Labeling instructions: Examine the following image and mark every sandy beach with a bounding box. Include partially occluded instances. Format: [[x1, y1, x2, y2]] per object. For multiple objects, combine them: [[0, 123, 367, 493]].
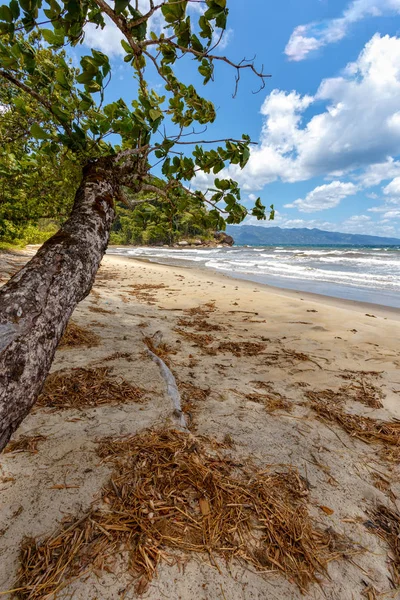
[[1, 250, 400, 599]]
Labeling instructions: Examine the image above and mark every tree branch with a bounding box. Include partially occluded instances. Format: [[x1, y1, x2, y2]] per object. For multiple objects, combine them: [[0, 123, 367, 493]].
[[0, 70, 73, 138], [168, 137, 258, 146], [116, 146, 150, 161]]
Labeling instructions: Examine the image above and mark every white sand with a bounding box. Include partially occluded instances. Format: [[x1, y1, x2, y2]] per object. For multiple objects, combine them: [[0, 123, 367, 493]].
[[1, 252, 400, 599]]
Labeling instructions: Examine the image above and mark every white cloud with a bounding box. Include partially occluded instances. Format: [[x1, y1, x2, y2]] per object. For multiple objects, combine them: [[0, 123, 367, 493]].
[[85, 16, 125, 57], [367, 175, 400, 213], [383, 176, 400, 196], [187, 1, 205, 14], [212, 28, 233, 51], [285, 181, 358, 213], [285, 0, 400, 61], [244, 211, 400, 237], [380, 208, 400, 218], [357, 158, 400, 187], [193, 34, 400, 193]]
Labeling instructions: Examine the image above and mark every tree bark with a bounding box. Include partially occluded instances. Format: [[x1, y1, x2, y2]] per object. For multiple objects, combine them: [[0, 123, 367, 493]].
[[0, 157, 118, 451]]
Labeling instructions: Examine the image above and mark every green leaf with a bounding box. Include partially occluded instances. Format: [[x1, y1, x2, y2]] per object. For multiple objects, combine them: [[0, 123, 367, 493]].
[[240, 145, 250, 168], [85, 80, 101, 93], [0, 20, 13, 33], [91, 49, 108, 66], [161, 0, 187, 23], [31, 123, 51, 140], [215, 10, 227, 29], [128, 6, 147, 40], [79, 99, 92, 111], [177, 17, 190, 46], [215, 178, 230, 191], [114, 0, 130, 14], [51, 104, 70, 122], [199, 15, 212, 39], [0, 4, 13, 22], [198, 59, 213, 84], [55, 68, 69, 88], [77, 70, 95, 84], [9, 0, 19, 19], [120, 38, 131, 53], [41, 28, 63, 46], [269, 204, 275, 221], [205, 4, 228, 29], [149, 108, 162, 121], [191, 34, 203, 53]]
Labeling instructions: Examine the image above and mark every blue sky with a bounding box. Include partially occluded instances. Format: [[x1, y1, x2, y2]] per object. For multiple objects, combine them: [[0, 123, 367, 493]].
[[81, 0, 400, 238]]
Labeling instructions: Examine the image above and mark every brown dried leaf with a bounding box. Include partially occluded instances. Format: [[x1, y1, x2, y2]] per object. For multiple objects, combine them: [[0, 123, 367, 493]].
[[319, 505, 334, 515], [199, 497, 210, 517]]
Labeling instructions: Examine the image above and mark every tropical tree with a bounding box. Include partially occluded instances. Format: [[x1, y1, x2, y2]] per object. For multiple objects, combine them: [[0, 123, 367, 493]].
[[0, 74, 81, 242], [0, 0, 272, 450], [111, 182, 219, 245]]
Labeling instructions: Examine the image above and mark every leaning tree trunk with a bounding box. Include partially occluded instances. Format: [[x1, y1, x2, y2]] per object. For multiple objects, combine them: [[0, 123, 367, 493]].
[[0, 157, 118, 451]]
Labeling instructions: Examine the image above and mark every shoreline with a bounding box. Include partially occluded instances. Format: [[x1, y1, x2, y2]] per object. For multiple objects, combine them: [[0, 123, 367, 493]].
[[107, 243, 400, 311], [107, 254, 400, 320]]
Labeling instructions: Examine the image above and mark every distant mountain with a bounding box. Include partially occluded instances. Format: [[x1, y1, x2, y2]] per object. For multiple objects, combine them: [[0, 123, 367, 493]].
[[225, 225, 400, 246]]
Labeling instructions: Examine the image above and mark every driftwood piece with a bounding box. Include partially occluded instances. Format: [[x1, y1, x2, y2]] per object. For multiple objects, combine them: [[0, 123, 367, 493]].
[[144, 332, 188, 431]]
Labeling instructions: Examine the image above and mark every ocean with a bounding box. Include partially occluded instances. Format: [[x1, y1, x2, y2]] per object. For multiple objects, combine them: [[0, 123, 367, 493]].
[[107, 245, 400, 309]]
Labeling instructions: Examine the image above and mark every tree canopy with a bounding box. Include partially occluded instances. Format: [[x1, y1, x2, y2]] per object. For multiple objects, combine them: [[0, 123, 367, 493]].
[[111, 183, 218, 245], [0, 0, 274, 234], [0, 0, 276, 452]]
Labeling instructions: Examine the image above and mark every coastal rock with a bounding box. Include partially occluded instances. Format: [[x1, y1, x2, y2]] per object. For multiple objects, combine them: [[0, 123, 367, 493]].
[[177, 241, 189, 247], [214, 232, 234, 246]]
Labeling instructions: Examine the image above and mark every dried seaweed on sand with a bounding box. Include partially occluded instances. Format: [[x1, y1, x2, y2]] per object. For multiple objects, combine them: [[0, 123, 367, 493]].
[[4, 435, 46, 454], [338, 375, 384, 409], [218, 341, 266, 357], [94, 268, 120, 282], [380, 446, 400, 463], [305, 392, 400, 461], [178, 381, 211, 404], [178, 381, 211, 424], [263, 349, 322, 369], [177, 317, 223, 332], [367, 505, 400, 587], [361, 584, 380, 599], [245, 392, 292, 413], [174, 327, 214, 349], [12, 429, 358, 598], [126, 283, 167, 303], [306, 379, 384, 410], [142, 335, 176, 366], [184, 302, 216, 316], [58, 322, 100, 349], [88, 305, 115, 315], [37, 367, 145, 410], [99, 351, 133, 362], [371, 473, 396, 504]]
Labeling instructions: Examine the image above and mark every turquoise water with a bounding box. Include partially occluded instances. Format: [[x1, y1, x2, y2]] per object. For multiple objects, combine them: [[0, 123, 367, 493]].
[[107, 245, 400, 309]]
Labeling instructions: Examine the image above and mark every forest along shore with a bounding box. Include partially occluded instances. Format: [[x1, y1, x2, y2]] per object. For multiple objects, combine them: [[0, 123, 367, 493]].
[[1, 250, 400, 600]]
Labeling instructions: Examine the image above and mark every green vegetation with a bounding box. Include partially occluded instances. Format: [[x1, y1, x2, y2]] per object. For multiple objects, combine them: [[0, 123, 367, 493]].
[[0, 50, 81, 245], [0, 0, 273, 253], [0, 222, 58, 249], [110, 186, 217, 246]]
